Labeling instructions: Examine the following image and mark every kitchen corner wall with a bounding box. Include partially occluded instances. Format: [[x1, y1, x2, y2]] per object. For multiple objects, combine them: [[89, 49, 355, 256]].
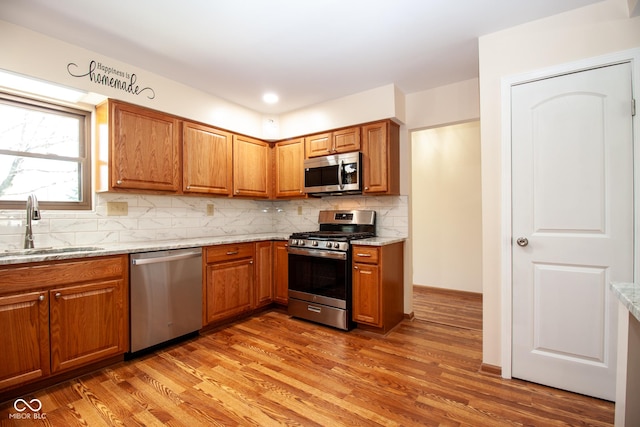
[[0, 194, 407, 249]]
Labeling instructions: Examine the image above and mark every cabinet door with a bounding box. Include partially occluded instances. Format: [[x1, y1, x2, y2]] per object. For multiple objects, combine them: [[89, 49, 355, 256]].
[[233, 135, 271, 198], [206, 258, 253, 323], [305, 132, 332, 158], [361, 121, 389, 194], [333, 127, 360, 153], [0, 291, 50, 389], [49, 279, 127, 373], [254, 241, 273, 308], [361, 121, 400, 195], [183, 122, 233, 195], [273, 241, 289, 305], [352, 263, 381, 327], [111, 101, 181, 192], [274, 138, 305, 198]]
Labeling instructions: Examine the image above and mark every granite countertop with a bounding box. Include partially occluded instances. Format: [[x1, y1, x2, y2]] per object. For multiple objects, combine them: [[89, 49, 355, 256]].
[[611, 282, 640, 322], [0, 234, 406, 266]]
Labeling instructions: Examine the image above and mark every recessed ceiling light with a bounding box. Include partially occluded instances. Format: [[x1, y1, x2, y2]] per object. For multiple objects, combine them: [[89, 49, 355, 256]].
[[263, 93, 279, 104]]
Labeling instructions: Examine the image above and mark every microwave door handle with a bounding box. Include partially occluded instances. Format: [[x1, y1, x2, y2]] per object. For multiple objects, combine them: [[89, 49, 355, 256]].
[[339, 160, 345, 189]]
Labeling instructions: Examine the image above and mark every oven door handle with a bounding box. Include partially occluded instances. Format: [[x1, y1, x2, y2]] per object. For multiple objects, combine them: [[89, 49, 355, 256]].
[[287, 246, 347, 260]]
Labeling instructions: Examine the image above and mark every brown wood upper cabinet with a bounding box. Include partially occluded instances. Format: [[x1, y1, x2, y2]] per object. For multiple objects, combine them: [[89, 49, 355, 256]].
[[96, 99, 181, 193], [274, 138, 305, 198], [304, 126, 360, 158], [362, 120, 400, 195], [183, 121, 233, 195], [0, 255, 129, 392], [233, 135, 272, 198]]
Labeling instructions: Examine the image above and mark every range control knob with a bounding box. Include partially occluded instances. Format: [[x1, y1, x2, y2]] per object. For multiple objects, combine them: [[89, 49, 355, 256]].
[[299, 240, 305, 246], [326, 242, 333, 248], [312, 241, 319, 247], [333, 243, 341, 250], [291, 239, 298, 246]]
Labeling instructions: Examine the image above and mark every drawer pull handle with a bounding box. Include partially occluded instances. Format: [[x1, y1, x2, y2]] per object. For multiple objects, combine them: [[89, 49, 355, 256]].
[[226, 251, 239, 255], [307, 305, 321, 313], [356, 253, 372, 257]]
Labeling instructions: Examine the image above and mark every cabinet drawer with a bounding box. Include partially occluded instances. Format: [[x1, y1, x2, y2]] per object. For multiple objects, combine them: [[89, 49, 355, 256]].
[[352, 246, 379, 264], [205, 243, 254, 264], [0, 256, 128, 295]]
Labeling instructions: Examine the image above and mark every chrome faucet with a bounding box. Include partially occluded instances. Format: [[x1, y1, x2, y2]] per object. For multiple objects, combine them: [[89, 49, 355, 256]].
[[24, 193, 41, 249]]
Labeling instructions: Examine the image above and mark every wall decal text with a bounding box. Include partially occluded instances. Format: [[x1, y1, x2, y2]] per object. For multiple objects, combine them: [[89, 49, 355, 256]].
[[67, 60, 156, 99]]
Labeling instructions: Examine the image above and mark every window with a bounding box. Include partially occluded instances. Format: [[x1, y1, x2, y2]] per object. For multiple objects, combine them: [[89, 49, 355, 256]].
[[0, 93, 91, 210]]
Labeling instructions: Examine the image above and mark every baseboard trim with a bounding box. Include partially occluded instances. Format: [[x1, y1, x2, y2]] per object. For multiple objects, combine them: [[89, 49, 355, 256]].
[[480, 363, 502, 376], [404, 311, 415, 320], [414, 285, 482, 300]]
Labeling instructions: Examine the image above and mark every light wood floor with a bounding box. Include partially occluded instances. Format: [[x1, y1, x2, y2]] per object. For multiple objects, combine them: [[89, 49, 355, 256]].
[[0, 287, 614, 426]]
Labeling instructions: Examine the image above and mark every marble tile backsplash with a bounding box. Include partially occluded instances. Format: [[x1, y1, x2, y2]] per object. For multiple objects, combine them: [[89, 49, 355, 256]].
[[0, 193, 408, 250]]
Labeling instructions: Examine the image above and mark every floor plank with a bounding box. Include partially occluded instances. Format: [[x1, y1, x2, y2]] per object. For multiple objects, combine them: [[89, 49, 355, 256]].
[[0, 290, 613, 426], [413, 285, 483, 330]]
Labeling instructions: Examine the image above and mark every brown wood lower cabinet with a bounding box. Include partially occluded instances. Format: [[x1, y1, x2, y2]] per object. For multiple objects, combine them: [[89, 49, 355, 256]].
[[273, 241, 289, 305], [0, 291, 50, 389], [204, 243, 255, 325], [254, 241, 273, 308], [352, 242, 404, 333], [0, 255, 129, 393], [203, 241, 290, 326]]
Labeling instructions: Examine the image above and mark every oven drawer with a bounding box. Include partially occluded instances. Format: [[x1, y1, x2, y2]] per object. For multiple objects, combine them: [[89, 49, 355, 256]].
[[205, 243, 254, 263], [352, 246, 379, 264], [288, 298, 349, 330]]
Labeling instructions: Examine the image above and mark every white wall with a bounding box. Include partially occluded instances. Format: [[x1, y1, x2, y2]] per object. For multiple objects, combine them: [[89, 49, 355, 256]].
[[0, 20, 267, 139], [411, 121, 482, 293], [478, 0, 640, 368], [406, 78, 480, 130], [278, 84, 405, 138]]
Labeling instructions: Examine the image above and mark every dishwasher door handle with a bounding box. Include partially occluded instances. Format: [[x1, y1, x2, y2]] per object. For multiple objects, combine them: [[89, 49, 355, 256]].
[[131, 250, 202, 266]]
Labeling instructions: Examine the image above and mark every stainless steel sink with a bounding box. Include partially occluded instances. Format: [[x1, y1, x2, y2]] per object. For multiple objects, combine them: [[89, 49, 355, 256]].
[[1, 246, 104, 257]]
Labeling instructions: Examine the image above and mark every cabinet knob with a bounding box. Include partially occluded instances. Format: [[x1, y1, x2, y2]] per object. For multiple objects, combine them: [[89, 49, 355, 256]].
[[364, 186, 369, 190], [354, 266, 359, 270], [249, 260, 254, 265], [116, 180, 123, 185], [186, 185, 191, 190], [38, 295, 45, 301], [55, 292, 62, 299]]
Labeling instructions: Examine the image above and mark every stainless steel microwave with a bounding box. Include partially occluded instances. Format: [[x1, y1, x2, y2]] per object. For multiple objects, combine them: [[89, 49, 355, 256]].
[[303, 152, 362, 196]]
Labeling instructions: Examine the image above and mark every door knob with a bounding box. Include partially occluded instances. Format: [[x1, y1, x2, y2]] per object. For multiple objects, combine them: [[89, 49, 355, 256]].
[[516, 237, 529, 247]]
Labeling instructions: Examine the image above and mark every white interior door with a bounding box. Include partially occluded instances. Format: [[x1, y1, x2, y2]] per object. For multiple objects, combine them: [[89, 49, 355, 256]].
[[511, 63, 634, 401]]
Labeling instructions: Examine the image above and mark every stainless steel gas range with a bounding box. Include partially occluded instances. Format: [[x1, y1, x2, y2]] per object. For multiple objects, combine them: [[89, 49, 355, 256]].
[[287, 210, 375, 330]]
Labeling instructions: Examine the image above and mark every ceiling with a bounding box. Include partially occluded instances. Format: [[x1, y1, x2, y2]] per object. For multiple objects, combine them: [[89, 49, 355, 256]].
[[0, 0, 603, 114]]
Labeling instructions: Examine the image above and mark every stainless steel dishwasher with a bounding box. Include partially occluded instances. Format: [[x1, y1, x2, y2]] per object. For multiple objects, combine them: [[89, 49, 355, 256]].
[[130, 248, 203, 353]]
